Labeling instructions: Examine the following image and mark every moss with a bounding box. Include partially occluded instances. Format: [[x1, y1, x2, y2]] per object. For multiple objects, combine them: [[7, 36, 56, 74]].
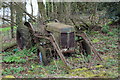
[[70, 67, 88, 72], [69, 69, 96, 77], [2, 42, 16, 51], [95, 65, 104, 68]]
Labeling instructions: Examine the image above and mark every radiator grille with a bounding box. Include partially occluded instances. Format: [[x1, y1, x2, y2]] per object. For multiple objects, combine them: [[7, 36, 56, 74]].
[[69, 32, 75, 48], [61, 32, 75, 48], [61, 33, 67, 48]]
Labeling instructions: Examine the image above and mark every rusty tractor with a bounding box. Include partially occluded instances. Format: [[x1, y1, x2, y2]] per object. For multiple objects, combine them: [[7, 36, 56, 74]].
[[17, 19, 102, 69]]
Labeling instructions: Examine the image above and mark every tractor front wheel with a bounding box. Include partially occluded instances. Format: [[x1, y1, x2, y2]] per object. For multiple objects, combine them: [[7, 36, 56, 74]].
[[37, 46, 48, 66]]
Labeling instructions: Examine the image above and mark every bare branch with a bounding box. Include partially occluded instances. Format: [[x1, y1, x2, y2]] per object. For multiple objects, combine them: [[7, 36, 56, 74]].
[[14, 2, 37, 22], [2, 18, 17, 25]]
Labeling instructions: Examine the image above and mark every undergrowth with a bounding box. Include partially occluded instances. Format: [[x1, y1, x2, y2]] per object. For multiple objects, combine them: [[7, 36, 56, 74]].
[[2, 27, 119, 78]]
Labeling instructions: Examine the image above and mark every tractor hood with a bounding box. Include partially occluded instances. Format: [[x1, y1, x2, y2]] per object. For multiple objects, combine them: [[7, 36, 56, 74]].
[[46, 22, 75, 33]]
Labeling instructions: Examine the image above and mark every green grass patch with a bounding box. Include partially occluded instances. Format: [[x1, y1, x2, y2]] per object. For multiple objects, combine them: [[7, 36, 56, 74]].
[[2, 47, 37, 63], [92, 38, 100, 43], [2, 66, 25, 75], [0, 26, 17, 32]]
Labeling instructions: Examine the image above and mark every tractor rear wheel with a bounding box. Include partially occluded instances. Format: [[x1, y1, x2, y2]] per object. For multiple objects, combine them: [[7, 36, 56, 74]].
[[76, 35, 92, 56], [16, 27, 32, 49], [81, 38, 91, 55]]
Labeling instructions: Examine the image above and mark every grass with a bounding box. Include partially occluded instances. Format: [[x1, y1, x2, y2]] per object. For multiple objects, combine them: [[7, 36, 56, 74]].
[[0, 26, 17, 51], [0, 26, 17, 32], [2, 66, 25, 75], [1, 25, 119, 78]]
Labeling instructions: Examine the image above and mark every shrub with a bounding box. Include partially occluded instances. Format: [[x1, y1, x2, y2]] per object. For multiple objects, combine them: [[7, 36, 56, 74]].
[[101, 25, 110, 33]]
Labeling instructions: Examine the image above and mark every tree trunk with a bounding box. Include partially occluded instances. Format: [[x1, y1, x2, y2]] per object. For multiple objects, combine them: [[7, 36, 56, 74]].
[[65, 2, 71, 24], [10, 2, 14, 38], [31, 1, 33, 16], [15, 2, 24, 26], [24, 2, 27, 21], [2, 4, 5, 24], [37, 2, 45, 34], [38, 2, 45, 22], [51, 2, 54, 13]]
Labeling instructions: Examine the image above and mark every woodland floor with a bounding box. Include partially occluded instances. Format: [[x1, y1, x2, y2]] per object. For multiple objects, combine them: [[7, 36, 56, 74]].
[[1, 24, 119, 78]]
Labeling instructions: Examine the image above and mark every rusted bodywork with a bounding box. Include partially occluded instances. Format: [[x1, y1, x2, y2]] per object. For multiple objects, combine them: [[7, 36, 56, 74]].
[[46, 22, 75, 52], [46, 22, 75, 32]]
